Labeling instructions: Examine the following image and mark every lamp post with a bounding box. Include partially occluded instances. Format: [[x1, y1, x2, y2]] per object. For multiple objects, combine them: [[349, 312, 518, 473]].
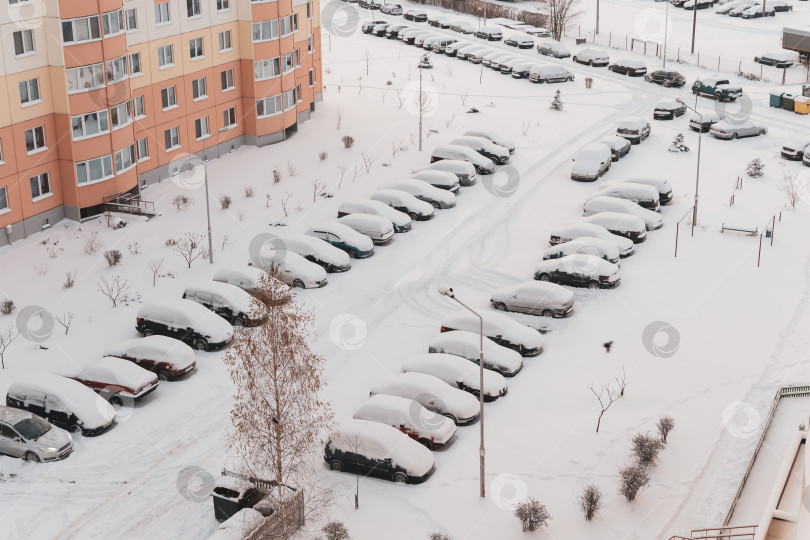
[[690, 1, 698, 54], [596, 0, 600, 35], [663, 0, 670, 68], [438, 287, 485, 498], [676, 98, 702, 235], [202, 126, 229, 264]]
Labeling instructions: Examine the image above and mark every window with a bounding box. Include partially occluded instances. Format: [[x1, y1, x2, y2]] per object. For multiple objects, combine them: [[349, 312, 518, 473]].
[[221, 69, 235, 91], [161, 86, 177, 109], [223, 107, 236, 128], [62, 16, 101, 44], [252, 20, 278, 42], [293, 14, 299, 31], [295, 49, 300, 67], [187, 0, 201, 17], [218, 30, 232, 51], [25, 126, 46, 153], [133, 95, 145, 118], [164, 126, 180, 150], [114, 144, 136, 173], [158, 45, 174, 68], [283, 88, 296, 110], [19, 78, 39, 105], [0, 142, 4, 163], [71, 110, 109, 139], [307, 1, 311, 18], [254, 58, 280, 80], [279, 16, 293, 37], [256, 95, 282, 118], [189, 37, 203, 59], [155, 2, 170, 24], [195, 117, 209, 139], [76, 155, 114, 185], [30, 173, 50, 199], [13, 30, 34, 56], [296, 84, 301, 102], [110, 101, 132, 129], [308, 68, 314, 87], [307, 35, 312, 53], [217, 0, 230, 10], [130, 52, 142, 75], [106, 55, 128, 84], [192, 77, 207, 100], [137, 138, 149, 161], [0, 187, 8, 212], [66, 63, 105, 93], [102, 10, 125, 36], [282, 52, 294, 74], [125, 9, 137, 31]]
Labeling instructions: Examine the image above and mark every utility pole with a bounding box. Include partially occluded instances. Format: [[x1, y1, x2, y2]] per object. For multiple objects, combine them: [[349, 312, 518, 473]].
[[418, 60, 423, 151], [596, 0, 600, 35], [663, 0, 670, 68], [690, 3, 697, 54]]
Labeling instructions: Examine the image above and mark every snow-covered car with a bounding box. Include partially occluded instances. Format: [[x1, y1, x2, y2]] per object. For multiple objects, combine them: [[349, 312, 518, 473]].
[[217, 508, 264, 536], [422, 36, 444, 50], [371, 189, 435, 221], [371, 22, 390, 36], [413, 33, 437, 47], [359, 0, 382, 9], [653, 100, 686, 120], [522, 26, 552, 37], [445, 41, 472, 56], [104, 335, 196, 381], [483, 51, 512, 69], [6, 373, 116, 436], [430, 145, 496, 175], [780, 138, 810, 161], [337, 214, 395, 245], [467, 48, 495, 64], [614, 177, 673, 205], [768, 0, 793, 11], [384, 24, 407, 39], [380, 3, 403, 15], [305, 221, 376, 258], [183, 280, 261, 326], [260, 233, 352, 273], [609, 59, 647, 76], [474, 26, 503, 41], [463, 129, 516, 153], [644, 70, 686, 87], [325, 419, 435, 483], [580, 213, 648, 243], [728, 1, 757, 15], [499, 57, 530, 75], [428, 331, 524, 376], [754, 51, 795, 68], [370, 372, 481, 425], [572, 48, 609, 66], [401, 353, 508, 401], [428, 15, 452, 29], [450, 21, 475, 34], [490, 281, 575, 317], [528, 64, 574, 83], [449, 136, 510, 164], [684, 0, 713, 9], [537, 41, 571, 58], [688, 111, 723, 133], [584, 196, 664, 230], [571, 143, 613, 181], [741, 4, 775, 17], [0, 406, 72, 463], [616, 117, 651, 144], [440, 310, 544, 356], [353, 394, 457, 449], [535, 255, 621, 289], [599, 136, 631, 161], [260, 250, 328, 288], [213, 265, 276, 296], [362, 20, 387, 33], [413, 161, 476, 186], [692, 77, 743, 101], [455, 44, 488, 60], [504, 33, 534, 48], [380, 180, 456, 209], [338, 199, 412, 233], [510, 61, 537, 79], [400, 29, 424, 44], [542, 237, 620, 264], [404, 10, 428, 21], [67, 357, 158, 406], [589, 182, 661, 212], [409, 170, 462, 192], [709, 119, 767, 140], [549, 223, 635, 257], [136, 299, 234, 351], [716, 0, 754, 13]]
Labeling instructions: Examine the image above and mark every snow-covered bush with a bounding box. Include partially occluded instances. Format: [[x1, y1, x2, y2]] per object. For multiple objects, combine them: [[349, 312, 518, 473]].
[[172, 194, 194, 211], [219, 195, 232, 209], [746, 158, 764, 178], [578, 484, 602, 521], [669, 133, 689, 153], [244, 186, 255, 198], [514, 498, 551, 532], [657, 415, 675, 443], [104, 250, 123, 267], [0, 300, 15, 315], [550, 90, 563, 111], [128, 242, 141, 255], [273, 166, 282, 184], [97, 275, 129, 308], [84, 232, 103, 255], [319, 151, 328, 161], [63, 272, 76, 289], [165, 238, 177, 246], [585, 77, 593, 89], [322, 521, 351, 540], [618, 464, 649, 502], [631, 433, 664, 467], [429, 533, 451, 540], [342, 135, 355, 149]]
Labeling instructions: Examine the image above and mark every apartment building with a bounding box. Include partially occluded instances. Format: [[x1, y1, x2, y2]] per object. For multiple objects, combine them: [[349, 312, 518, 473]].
[[0, 0, 322, 246]]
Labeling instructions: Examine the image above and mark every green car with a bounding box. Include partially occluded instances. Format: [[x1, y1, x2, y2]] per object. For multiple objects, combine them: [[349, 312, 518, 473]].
[[691, 77, 743, 102], [305, 222, 375, 259]]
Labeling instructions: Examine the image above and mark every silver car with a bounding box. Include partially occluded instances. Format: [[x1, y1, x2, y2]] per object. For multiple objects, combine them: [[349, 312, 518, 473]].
[[709, 120, 767, 140], [0, 406, 73, 462]]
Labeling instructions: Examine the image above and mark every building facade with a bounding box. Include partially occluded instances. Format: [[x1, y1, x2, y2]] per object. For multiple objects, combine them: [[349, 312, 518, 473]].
[[0, 0, 322, 246]]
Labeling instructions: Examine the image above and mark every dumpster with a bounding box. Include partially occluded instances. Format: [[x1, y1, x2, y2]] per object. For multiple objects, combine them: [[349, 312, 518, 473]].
[[769, 91, 784, 108], [803, 84, 810, 98], [212, 475, 266, 523], [795, 96, 810, 115], [782, 93, 795, 111], [575, 38, 586, 45]]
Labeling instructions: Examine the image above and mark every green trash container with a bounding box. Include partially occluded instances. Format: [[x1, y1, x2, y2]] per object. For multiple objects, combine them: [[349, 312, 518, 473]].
[[769, 91, 784, 108], [782, 93, 794, 111]]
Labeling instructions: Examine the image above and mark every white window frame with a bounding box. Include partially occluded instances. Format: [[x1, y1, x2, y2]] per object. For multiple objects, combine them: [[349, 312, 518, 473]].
[[114, 144, 137, 173], [307, 1, 312, 19], [252, 20, 279, 42], [136, 138, 149, 162], [216, 0, 231, 11], [223, 107, 237, 128], [221, 68, 235, 91], [283, 88, 296, 111], [19, 78, 40, 106], [110, 101, 133, 130], [161, 86, 178, 110], [164, 126, 180, 151], [256, 95, 283, 118], [0, 186, 8, 214], [281, 52, 294, 74], [158, 45, 174, 69], [254, 58, 281, 81], [279, 16, 293, 38], [307, 35, 313, 53], [62, 15, 101, 45], [195, 117, 209, 140], [192, 77, 207, 100], [125, 9, 138, 31], [189, 37, 204, 60], [25, 126, 46, 154], [130, 52, 142, 75], [186, 0, 201, 18], [76, 155, 114, 186], [30, 172, 51, 201], [102, 10, 125, 37], [133, 95, 146, 119], [106, 55, 129, 84], [13, 29, 35, 57], [155, 2, 171, 25], [218, 30, 232, 52], [71, 109, 110, 140]]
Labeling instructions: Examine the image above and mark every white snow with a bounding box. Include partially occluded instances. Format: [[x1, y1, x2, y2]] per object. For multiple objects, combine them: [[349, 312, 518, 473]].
[[184, 280, 255, 314], [370, 372, 480, 421], [400, 353, 508, 398]]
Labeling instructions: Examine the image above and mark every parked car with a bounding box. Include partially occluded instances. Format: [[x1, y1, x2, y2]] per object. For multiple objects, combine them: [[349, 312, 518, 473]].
[[428, 331, 524, 376], [483, 51, 513, 69], [474, 26, 503, 41], [67, 357, 159, 406], [433, 38, 459, 53], [104, 335, 196, 381], [6, 373, 116, 436], [780, 138, 810, 161], [692, 77, 743, 101], [510, 61, 536, 79], [336, 214, 395, 245], [537, 41, 571, 58], [572, 48, 609, 66], [261, 233, 351, 273], [589, 182, 661, 212], [684, 0, 713, 9], [499, 57, 530, 75], [380, 3, 403, 15], [616, 117, 651, 144], [528, 64, 574, 83], [213, 266, 276, 297], [754, 51, 795, 68], [338, 199, 412, 233], [716, 0, 755, 13], [653, 99, 687, 120], [522, 26, 551, 37], [644, 69, 686, 87], [490, 281, 575, 317], [136, 299, 233, 351], [371, 189, 435, 221], [413, 33, 436, 47], [455, 44, 488, 60], [371, 22, 390, 36], [463, 130, 515, 153], [362, 20, 387, 33], [353, 394, 457, 449], [380, 180, 455, 210], [324, 419, 435, 483], [688, 111, 723, 132], [614, 177, 674, 205], [183, 281, 260, 326], [385, 25, 408, 39], [805, 150, 810, 168], [741, 4, 775, 17], [504, 33, 534, 48], [450, 21, 475, 34], [305, 221, 375, 258], [534, 255, 621, 289], [549, 223, 635, 257], [445, 41, 472, 56], [440, 310, 544, 356], [584, 196, 663, 230], [580, 213, 648, 243], [258, 250, 328, 288], [404, 10, 428, 21], [542, 237, 620, 264], [571, 143, 612, 181], [0, 407, 73, 462], [428, 15, 452, 28], [400, 29, 424, 44], [609, 59, 647, 76], [728, 0, 757, 15], [422, 36, 444, 50], [450, 136, 510, 164], [467, 48, 495, 64], [413, 161, 477, 186], [370, 372, 480, 425], [401, 353, 508, 401], [430, 145, 496, 174], [409, 170, 461, 192], [359, 0, 382, 8], [599, 136, 631, 161], [769, 0, 793, 11], [710, 120, 767, 140]]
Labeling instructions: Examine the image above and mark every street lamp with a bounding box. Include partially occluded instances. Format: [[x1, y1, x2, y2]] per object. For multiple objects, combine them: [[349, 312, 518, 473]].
[[663, 0, 670, 69], [202, 126, 229, 264], [690, 1, 698, 54], [676, 98, 702, 236], [438, 287, 485, 498]]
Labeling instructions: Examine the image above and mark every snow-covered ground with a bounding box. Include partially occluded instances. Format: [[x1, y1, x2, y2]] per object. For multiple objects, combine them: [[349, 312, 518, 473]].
[[1, 2, 810, 539]]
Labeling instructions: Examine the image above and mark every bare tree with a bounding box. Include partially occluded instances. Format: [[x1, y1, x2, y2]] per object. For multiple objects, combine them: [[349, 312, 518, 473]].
[[97, 275, 129, 308], [173, 233, 206, 268], [337, 166, 349, 189], [547, 0, 582, 41], [63, 272, 76, 289], [460, 90, 469, 106], [148, 257, 164, 287], [352, 164, 361, 183], [84, 232, 103, 255], [33, 263, 48, 276], [336, 108, 342, 131], [781, 169, 805, 209], [312, 179, 326, 202], [578, 484, 602, 521], [429, 534, 451, 540], [618, 464, 649, 502], [514, 498, 551, 532], [631, 433, 664, 467], [616, 365, 628, 397], [444, 114, 455, 128], [396, 90, 406, 108], [0, 326, 19, 369], [363, 47, 371, 75], [287, 161, 298, 177], [56, 313, 76, 335], [220, 234, 231, 252], [391, 140, 403, 157], [522, 121, 531, 136], [322, 521, 351, 540], [657, 415, 675, 443], [281, 192, 292, 217], [360, 153, 377, 173], [589, 382, 622, 433]]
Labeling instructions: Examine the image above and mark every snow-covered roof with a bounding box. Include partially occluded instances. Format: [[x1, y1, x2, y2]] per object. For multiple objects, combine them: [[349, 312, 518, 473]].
[[428, 331, 523, 372], [441, 310, 543, 350], [339, 199, 410, 226], [78, 358, 158, 389], [262, 250, 327, 282], [213, 266, 268, 291], [338, 213, 395, 234], [581, 212, 646, 232], [219, 508, 265, 535], [402, 353, 508, 396], [305, 221, 374, 250]]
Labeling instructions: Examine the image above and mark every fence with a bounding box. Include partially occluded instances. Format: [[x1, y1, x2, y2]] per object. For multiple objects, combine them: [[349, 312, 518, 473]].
[[245, 489, 305, 540]]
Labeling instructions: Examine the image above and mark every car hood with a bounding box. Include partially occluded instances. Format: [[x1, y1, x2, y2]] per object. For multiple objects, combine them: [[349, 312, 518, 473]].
[[30, 426, 72, 448]]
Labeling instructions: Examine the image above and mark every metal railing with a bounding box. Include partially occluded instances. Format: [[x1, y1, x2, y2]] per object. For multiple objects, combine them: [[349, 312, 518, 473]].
[[102, 192, 155, 216], [668, 524, 757, 540]]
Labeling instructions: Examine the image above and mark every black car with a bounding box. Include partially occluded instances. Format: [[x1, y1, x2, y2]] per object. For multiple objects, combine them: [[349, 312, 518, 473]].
[[653, 101, 686, 120], [361, 20, 387, 34], [404, 10, 428, 22], [384, 25, 407, 39], [136, 299, 233, 351], [754, 54, 794, 69], [358, 0, 381, 8], [644, 70, 686, 87]]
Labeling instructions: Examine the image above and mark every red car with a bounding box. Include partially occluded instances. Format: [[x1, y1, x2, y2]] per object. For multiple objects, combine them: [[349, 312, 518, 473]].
[[69, 358, 158, 406], [104, 336, 196, 381]]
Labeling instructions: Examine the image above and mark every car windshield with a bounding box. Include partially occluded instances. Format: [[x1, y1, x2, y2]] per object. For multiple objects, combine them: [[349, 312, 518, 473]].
[[15, 416, 51, 440], [668, 72, 683, 78]]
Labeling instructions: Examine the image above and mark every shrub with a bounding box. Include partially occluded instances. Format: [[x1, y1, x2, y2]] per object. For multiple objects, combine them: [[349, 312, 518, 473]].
[[618, 464, 649, 502], [578, 485, 602, 521], [319, 151, 328, 161], [273, 167, 282, 184], [244, 186, 255, 198], [165, 238, 177, 246], [104, 249, 123, 267], [585, 77, 593, 89], [322, 521, 351, 540], [657, 415, 675, 443], [631, 433, 664, 468], [84, 232, 103, 255], [429, 534, 451, 540], [0, 300, 15, 315], [63, 272, 76, 289], [219, 194, 232, 209], [172, 194, 193, 211], [342, 135, 355, 149], [514, 498, 550, 532]]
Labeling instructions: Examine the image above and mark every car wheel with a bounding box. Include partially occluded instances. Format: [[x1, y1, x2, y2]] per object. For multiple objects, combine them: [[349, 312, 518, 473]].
[[109, 395, 124, 407], [194, 338, 209, 351], [417, 438, 433, 450], [714, 94, 723, 101], [731, 132, 738, 140], [588, 60, 594, 66], [663, 80, 670, 87], [492, 302, 507, 311], [293, 279, 305, 288], [70, 424, 83, 434], [233, 317, 245, 327], [408, 212, 418, 221], [588, 281, 600, 289], [566, 76, 573, 82], [442, 413, 458, 424], [347, 249, 358, 259], [393, 472, 408, 483], [158, 371, 170, 382], [24, 452, 40, 463], [572, 56, 578, 63], [143, 329, 155, 337], [537, 273, 551, 282], [542, 309, 554, 317], [430, 201, 441, 209], [330, 460, 344, 472]]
